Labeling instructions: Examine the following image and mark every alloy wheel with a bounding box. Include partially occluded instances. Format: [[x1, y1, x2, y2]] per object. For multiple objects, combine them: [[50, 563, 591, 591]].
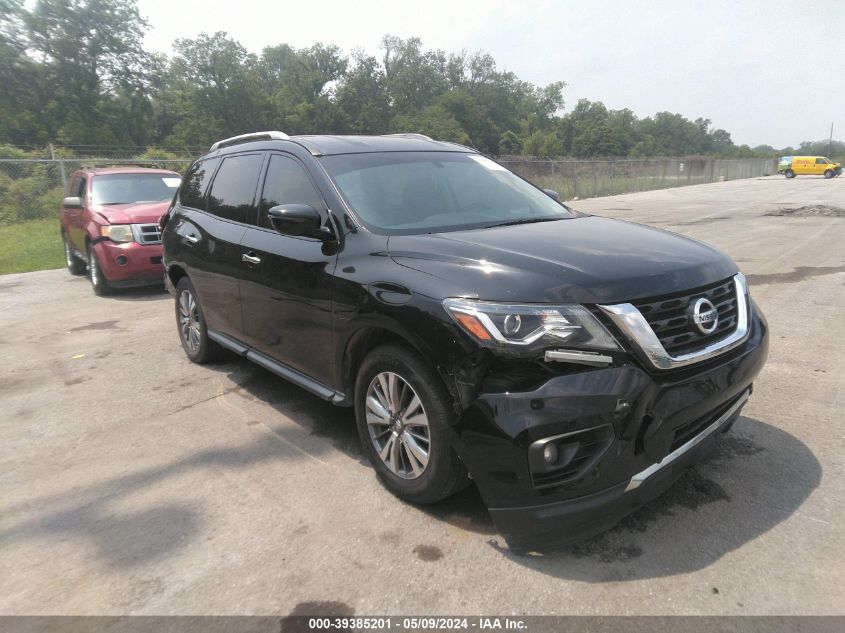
[[64, 239, 74, 268], [89, 253, 100, 286], [366, 371, 431, 479], [178, 289, 201, 352]]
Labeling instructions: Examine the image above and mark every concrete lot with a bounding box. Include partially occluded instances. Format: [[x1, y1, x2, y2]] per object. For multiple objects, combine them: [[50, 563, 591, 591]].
[[1, 176, 843, 615]]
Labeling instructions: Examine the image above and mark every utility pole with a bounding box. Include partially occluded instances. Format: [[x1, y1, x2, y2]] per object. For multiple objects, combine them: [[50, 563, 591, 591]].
[[828, 122, 834, 157]]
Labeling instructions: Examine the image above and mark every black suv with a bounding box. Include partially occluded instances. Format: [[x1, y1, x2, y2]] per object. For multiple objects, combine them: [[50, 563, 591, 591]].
[[161, 131, 768, 550]]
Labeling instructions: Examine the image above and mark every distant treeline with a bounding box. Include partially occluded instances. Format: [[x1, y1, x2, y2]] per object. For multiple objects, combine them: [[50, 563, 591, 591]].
[[1, 0, 841, 158]]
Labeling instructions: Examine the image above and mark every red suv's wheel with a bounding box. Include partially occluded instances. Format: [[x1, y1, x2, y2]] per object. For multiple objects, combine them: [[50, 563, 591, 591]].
[[87, 244, 112, 296], [63, 233, 86, 275]]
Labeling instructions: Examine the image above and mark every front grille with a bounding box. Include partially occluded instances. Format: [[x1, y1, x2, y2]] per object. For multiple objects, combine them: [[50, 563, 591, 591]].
[[134, 223, 162, 244], [632, 278, 738, 356]]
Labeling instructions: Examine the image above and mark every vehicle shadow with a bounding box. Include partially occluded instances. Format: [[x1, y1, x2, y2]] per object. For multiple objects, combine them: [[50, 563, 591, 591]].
[[200, 351, 365, 463], [106, 284, 168, 302], [485, 416, 821, 581]]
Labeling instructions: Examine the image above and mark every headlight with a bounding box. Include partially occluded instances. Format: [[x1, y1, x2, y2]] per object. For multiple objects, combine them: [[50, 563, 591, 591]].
[[442, 298, 620, 353], [101, 225, 135, 243]]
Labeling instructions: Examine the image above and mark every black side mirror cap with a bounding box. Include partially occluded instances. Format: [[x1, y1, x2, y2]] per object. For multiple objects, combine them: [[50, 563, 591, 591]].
[[542, 188, 560, 202], [267, 204, 328, 239]]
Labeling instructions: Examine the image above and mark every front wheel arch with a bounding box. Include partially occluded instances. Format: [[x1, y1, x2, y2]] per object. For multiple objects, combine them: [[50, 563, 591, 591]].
[[338, 320, 461, 410]]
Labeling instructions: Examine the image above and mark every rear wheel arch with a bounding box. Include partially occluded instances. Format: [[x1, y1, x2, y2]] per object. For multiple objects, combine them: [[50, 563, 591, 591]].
[[167, 264, 188, 289]]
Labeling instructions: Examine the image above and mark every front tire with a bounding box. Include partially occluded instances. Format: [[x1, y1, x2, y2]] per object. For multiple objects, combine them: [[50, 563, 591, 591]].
[[354, 344, 468, 504], [824, 169, 834, 179], [87, 244, 111, 296], [63, 233, 86, 275], [784, 169, 795, 179], [174, 276, 221, 364]]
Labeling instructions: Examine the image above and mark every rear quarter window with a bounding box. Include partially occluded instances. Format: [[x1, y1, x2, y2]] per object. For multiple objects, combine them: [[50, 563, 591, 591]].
[[179, 158, 220, 210]]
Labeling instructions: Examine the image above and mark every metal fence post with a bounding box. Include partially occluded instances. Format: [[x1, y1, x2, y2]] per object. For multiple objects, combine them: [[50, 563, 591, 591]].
[[49, 144, 67, 190]]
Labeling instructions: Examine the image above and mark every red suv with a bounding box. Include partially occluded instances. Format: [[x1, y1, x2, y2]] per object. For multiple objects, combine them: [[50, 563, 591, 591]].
[[60, 167, 181, 294]]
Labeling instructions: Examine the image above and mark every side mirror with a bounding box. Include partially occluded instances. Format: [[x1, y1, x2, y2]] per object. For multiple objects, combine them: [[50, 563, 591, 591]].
[[542, 188, 560, 202], [267, 204, 326, 238], [63, 196, 82, 209]]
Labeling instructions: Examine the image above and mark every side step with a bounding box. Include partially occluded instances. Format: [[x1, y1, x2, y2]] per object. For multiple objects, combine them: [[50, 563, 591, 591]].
[[207, 330, 346, 404]]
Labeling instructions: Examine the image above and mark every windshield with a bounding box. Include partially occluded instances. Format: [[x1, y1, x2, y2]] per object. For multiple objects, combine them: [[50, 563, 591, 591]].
[[91, 174, 181, 205], [320, 152, 574, 234]]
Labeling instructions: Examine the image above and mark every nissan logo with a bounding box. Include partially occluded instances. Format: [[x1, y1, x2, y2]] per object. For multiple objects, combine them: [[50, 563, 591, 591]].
[[690, 297, 719, 335]]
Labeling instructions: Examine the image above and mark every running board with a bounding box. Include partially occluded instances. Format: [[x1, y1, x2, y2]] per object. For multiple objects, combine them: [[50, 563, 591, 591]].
[[207, 330, 346, 404]]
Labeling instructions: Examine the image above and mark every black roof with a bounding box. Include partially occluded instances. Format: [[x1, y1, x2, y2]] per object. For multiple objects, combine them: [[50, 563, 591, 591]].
[[292, 134, 471, 156]]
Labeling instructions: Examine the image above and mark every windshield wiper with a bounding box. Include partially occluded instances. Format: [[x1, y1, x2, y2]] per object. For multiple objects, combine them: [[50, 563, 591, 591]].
[[485, 217, 564, 228]]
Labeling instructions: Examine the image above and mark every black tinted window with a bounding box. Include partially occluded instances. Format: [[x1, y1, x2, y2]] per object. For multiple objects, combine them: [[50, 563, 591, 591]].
[[259, 155, 324, 229], [321, 152, 573, 235], [207, 154, 263, 223], [180, 158, 220, 210]]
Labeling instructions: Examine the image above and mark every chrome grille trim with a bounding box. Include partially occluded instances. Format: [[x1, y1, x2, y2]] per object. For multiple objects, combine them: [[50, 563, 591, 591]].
[[598, 273, 750, 370], [131, 223, 162, 245]]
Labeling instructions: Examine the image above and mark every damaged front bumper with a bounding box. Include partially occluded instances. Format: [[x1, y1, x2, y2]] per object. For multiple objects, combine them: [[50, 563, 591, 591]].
[[453, 308, 768, 550]]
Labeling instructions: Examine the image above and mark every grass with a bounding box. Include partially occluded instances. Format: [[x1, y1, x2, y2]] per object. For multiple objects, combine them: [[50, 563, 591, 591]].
[[0, 219, 65, 275]]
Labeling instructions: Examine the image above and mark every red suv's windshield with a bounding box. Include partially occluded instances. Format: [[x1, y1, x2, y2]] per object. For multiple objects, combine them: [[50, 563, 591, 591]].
[[91, 174, 181, 205]]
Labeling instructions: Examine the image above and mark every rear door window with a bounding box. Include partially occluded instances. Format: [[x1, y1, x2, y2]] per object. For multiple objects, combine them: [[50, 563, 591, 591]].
[[258, 154, 324, 230], [207, 154, 264, 224], [179, 157, 220, 210]]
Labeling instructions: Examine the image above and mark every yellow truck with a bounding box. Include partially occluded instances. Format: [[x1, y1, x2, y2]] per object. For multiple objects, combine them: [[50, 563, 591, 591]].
[[779, 156, 842, 179]]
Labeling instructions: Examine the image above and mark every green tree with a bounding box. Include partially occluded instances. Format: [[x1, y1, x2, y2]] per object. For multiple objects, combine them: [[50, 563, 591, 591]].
[[335, 51, 391, 134], [498, 130, 522, 155], [21, 0, 154, 144], [391, 104, 470, 145], [159, 32, 264, 146]]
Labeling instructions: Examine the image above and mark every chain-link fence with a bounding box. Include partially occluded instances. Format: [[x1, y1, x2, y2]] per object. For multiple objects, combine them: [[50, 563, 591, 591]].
[[0, 149, 778, 225], [497, 157, 778, 200], [0, 157, 193, 224]]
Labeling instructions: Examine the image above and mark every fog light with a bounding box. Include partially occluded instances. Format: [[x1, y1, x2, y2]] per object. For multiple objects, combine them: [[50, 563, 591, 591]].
[[115, 255, 128, 266], [542, 443, 558, 464]]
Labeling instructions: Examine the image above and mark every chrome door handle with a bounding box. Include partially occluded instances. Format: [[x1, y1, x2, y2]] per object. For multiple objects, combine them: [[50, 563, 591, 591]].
[[242, 253, 261, 265], [185, 233, 199, 244]]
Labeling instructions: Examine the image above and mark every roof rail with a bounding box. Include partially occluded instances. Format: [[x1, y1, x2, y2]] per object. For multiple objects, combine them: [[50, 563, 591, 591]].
[[383, 133, 434, 141], [210, 131, 291, 152]]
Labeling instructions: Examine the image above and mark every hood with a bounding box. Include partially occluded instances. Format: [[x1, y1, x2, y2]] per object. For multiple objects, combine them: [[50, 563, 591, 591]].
[[387, 216, 738, 304], [91, 201, 170, 225]]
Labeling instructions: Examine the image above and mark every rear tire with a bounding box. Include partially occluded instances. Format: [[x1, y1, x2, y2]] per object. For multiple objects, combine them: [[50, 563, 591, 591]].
[[354, 343, 469, 504], [824, 169, 834, 179], [63, 233, 86, 275], [87, 244, 112, 296], [174, 276, 222, 364], [784, 169, 795, 179]]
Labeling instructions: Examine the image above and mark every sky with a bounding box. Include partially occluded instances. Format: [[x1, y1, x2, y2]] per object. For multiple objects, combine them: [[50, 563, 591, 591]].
[[137, 0, 845, 149]]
